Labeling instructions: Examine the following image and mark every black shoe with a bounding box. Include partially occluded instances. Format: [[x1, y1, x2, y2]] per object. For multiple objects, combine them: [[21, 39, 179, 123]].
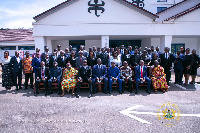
[[93, 91, 98, 94], [174, 82, 178, 84], [146, 90, 151, 94], [135, 91, 138, 94], [15, 88, 19, 91], [103, 91, 107, 94], [108, 91, 111, 94], [88, 93, 92, 98], [19, 87, 22, 89], [34, 94, 37, 96], [76, 94, 79, 98], [179, 83, 183, 85], [45, 94, 47, 96], [119, 91, 122, 94], [130, 90, 133, 93]]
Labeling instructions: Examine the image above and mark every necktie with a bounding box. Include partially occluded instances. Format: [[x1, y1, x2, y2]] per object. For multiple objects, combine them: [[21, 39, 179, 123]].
[[42, 68, 44, 78], [99, 65, 100, 72], [80, 58, 82, 62], [141, 67, 143, 78]]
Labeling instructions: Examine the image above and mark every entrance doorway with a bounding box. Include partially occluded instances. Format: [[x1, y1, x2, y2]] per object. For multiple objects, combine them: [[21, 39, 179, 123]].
[[171, 44, 185, 54], [69, 40, 85, 53]]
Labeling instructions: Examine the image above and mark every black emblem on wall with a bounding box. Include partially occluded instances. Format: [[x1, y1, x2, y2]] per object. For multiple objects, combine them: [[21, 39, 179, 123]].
[[132, 0, 144, 8], [88, 0, 105, 17]]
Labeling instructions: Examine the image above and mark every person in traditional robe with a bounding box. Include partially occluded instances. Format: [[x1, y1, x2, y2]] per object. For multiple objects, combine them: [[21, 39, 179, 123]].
[[150, 60, 168, 93], [61, 63, 78, 97]]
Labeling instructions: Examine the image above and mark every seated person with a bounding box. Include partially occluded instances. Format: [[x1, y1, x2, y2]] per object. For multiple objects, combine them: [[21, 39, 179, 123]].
[[48, 62, 62, 95], [135, 60, 151, 94], [35, 61, 49, 96], [120, 61, 133, 93], [108, 62, 122, 94], [92, 58, 108, 94], [150, 60, 168, 93], [61, 63, 78, 97], [76, 60, 92, 98]]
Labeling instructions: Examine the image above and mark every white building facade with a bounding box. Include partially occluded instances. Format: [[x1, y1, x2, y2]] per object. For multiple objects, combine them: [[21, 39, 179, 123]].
[[32, 0, 200, 55]]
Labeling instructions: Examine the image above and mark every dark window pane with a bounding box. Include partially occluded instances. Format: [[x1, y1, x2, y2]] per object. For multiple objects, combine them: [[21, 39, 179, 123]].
[[0, 46, 16, 50]]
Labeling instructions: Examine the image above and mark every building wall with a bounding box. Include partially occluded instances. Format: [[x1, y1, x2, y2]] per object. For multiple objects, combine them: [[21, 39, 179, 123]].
[[85, 40, 101, 51], [51, 40, 69, 52]]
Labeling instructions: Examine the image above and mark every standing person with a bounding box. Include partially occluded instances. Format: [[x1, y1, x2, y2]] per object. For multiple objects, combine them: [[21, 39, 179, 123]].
[[174, 50, 185, 85], [57, 45, 61, 56], [140, 50, 150, 66], [93, 46, 97, 57], [135, 60, 151, 94], [180, 47, 185, 55], [96, 46, 101, 58], [48, 62, 62, 95], [61, 63, 78, 96], [76, 60, 93, 98], [190, 49, 200, 84], [160, 47, 173, 86], [99, 48, 109, 66], [156, 46, 162, 58], [69, 45, 73, 55], [128, 46, 134, 55], [183, 48, 194, 85], [120, 61, 133, 93], [35, 61, 49, 96], [41, 47, 50, 61], [108, 62, 122, 94], [130, 49, 140, 67], [65, 48, 70, 58], [109, 51, 122, 67], [57, 50, 67, 68], [92, 58, 108, 94], [43, 54, 50, 68], [150, 60, 168, 93], [79, 45, 88, 57], [49, 52, 57, 68], [22, 51, 33, 90], [120, 45, 125, 55], [10, 51, 22, 91], [75, 51, 87, 68], [32, 52, 41, 80], [121, 49, 131, 65], [87, 51, 97, 67], [149, 52, 160, 66], [32, 48, 41, 59], [67, 50, 76, 68], [0, 51, 13, 90]]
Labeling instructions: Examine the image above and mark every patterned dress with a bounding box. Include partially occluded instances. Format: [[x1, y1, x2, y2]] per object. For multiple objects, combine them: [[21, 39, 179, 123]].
[[61, 67, 78, 91], [151, 65, 168, 91]]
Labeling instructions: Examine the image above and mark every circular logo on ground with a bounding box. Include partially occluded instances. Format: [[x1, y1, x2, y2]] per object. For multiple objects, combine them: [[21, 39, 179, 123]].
[[157, 102, 180, 126]]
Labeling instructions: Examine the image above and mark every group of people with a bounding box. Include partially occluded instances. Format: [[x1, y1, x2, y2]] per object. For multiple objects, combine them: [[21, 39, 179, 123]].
[[0, 44, 199, 98]]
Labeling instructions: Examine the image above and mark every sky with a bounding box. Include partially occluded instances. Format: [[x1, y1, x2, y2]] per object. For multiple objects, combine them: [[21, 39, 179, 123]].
[[0, 0, 67, 29]]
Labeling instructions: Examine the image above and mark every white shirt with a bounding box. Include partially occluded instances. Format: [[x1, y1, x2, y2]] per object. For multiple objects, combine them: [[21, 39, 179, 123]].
[[0, 56, 11, 65], [15, 56, 20, 63]]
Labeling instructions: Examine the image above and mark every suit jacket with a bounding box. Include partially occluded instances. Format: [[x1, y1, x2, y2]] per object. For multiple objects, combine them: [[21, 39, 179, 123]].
[[135, 65, 147, 79], [41, 52, 52, 61], [75, 56, 87, 68], [87, 56, 97, 67], [49, 67, 62, 80], [130, 54, 140, 66], [78, 66, 92, 79], [92, 64, 107, 79], [160, 53, 174, 68], [36, 67, 49, 79], [99, 53, 109, 66], [121, 54, 131, 65], [49, 56, 57, 69], [57, 56, 67, 68], [174, 54, 185, 70], [108, 66, 120, 79], [10, 56, 22, 73], [42, 58, 51, 68], [32, 57, 41, 73]]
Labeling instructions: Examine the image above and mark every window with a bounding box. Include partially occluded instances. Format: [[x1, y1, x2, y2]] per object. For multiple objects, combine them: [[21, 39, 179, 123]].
[[171, 44, 185, 54], [157, 0, 167, 2], [0, 46, 16, 50], [69, 40, 85, 53], [18, 46, 35, 50], [157, 7, 167, 13]]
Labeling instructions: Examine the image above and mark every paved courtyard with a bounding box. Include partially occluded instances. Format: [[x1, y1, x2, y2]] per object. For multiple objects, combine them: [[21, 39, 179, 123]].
[[0, 80, 200, 133]]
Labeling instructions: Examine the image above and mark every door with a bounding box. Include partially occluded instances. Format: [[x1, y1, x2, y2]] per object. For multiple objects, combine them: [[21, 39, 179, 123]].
[[171, 44, 185, 54]]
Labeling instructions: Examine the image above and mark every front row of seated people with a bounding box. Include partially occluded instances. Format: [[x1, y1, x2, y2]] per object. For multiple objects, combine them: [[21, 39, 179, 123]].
[[34, 58, 169, 97]]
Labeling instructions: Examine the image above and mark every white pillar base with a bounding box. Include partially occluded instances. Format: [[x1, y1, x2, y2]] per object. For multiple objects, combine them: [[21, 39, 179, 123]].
[[160, 35, 172, 52]]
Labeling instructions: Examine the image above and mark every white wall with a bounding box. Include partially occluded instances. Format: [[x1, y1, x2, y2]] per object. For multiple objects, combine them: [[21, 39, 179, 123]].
[[51, 40, 69, 52], [175, 9, 200, 22], [85, 40, 101, 51]]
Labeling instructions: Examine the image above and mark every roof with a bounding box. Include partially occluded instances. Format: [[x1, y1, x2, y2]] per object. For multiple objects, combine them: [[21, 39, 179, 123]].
[[157, 0, 189, 14], [33, 0, 159, 21], [164, 3, 200, 21], [0, 29, 34, 42]]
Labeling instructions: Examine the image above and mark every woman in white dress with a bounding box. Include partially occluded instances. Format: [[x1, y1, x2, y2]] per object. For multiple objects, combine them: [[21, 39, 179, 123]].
[[0, 51, 13, 90], [109, 51, 122, 67]]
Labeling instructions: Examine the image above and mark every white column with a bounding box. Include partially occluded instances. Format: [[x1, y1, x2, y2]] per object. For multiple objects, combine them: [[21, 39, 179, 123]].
[[34, 36, 46, 53], [160, 35, 172, 52], [101, 36, 109, 48], [47, 39, 53, 53]]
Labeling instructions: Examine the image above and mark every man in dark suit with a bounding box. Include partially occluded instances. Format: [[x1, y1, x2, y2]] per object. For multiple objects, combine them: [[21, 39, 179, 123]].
[[174, 50, 185, 85], [32, 52, 41, 79], [75, 51, 87, 68], [92, 58, 108, 94], [49, 52, 57, 69], [130, 49, 140, 67], [156, 46, 162, 58], [57, 50, 67, 68], [99, 48, 109, 66], [10, 51, 22, 91], [48, 62, 62, 95], [135, 60, 151, 94], [42, 54, 50, 68], [95, 46, 101, 58], [76, 60, 92, 98], [41, 47, 51, 61], [64, 48, 70, 58], [35, 61, 49, 96], [160, 47, 174, 85]]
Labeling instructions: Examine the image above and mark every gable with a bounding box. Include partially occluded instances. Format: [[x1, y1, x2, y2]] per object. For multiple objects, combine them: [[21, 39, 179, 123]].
[[175, 8, 200, 22], [34, 0, 155, 25]]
